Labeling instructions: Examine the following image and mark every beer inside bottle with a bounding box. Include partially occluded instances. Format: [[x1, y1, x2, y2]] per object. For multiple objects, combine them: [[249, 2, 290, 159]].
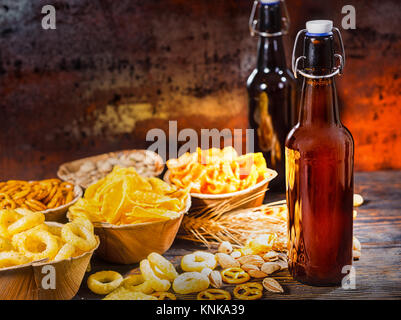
[[286, 20, 354, 286], [247, 0, 297, 192]]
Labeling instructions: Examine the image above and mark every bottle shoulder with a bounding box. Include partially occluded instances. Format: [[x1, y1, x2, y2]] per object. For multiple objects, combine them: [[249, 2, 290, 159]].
[[286, 125, 354, 152], [247, 68, 295, 90]]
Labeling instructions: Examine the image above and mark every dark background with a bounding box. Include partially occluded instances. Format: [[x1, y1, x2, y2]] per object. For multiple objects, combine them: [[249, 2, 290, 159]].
[[0, 0, 400, 179]]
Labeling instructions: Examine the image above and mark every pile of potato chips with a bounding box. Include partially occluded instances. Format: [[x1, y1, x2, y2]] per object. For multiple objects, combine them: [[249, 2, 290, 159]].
[[166, 147, 269, 194], [68, 167, 189, 225]]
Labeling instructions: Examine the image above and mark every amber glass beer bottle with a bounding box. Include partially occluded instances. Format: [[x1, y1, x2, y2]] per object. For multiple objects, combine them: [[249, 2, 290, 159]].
[[286, 20, 354, 286], [247, 0, 296, 192]]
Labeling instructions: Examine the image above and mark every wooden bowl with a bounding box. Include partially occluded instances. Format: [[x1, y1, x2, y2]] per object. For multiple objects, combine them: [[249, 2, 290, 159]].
[[68, 196, 191, 265], [164, 169, 277, 211], [57, 149, 165, 189], [41, 185, 83, 222], [0, 222, 98, 300]]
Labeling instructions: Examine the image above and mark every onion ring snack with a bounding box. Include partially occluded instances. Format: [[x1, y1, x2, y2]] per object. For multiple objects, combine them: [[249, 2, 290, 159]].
[[0, 208, 96, 270], [172, 272, 210, 294], [181, 251, 217, 272], [121, 274, 144, 287], [13, 229, 59, 261], [53, 243, 75, 261], [87, 271, 124, 295], [148, 252, 178, 281], [61, 222, 97, 251], [0, 251, 29, 268], [7, 212, 45, 236], [0, 236, 13, 252], [140, 259, 171, 292]]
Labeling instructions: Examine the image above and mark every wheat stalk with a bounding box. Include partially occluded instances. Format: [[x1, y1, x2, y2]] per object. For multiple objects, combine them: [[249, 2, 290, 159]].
[[179, 188, 288, 250]]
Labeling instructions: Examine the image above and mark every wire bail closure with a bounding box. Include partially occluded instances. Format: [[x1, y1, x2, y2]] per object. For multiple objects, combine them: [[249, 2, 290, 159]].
[[249, 0, 290, 37], [291, 27, 346, 79]]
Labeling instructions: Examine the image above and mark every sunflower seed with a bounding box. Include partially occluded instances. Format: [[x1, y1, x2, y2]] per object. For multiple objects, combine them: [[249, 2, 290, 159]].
[[262, 277, 284, 293], [216, 253, 240, 269], [263, 251, 279, 262], [261, 262, 281, 275], [237, 255, 264, 267], [209, 270, 223, 288]]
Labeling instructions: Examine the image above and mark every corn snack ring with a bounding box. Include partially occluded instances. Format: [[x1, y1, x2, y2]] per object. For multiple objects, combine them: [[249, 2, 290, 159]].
[[0, 251, 29, 268], [61, 222, 97, 251], [87, 271, 123, 295], [140, 259, 171, 292], [53, 243, 75, 261], [148, 252, 178, 281], [172, 272, 210, 294], [13, 229, 59, 261], [181, 251, 217, 272], [7, 211, 45, 236]]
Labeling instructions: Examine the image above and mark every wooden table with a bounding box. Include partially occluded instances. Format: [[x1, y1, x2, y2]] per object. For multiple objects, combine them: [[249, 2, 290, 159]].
[[76, 171, 401, 300]]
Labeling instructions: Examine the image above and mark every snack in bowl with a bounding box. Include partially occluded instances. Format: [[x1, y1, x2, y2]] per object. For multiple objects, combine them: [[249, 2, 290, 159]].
[[67, 167, 190, 264], [0, 209, 96, 268], [68, 166, 190, 225], [58, 150, 164, 189], [0, 179, 76, 212], [166, 147, 273, 194]]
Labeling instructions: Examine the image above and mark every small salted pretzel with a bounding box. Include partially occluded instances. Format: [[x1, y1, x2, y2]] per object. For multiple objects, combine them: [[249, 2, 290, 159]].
[[152, 292, 177, 300], [221, 267, 250, 284], [233, 282, 263, 300], [197, 289, 231, 300]]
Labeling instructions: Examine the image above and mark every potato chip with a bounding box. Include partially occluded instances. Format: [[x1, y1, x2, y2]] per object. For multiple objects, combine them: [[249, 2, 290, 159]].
[[68, 166, 189, 226]]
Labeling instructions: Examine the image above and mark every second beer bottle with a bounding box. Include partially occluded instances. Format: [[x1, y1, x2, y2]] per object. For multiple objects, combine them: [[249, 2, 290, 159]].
[[247, 0, 297, 192]]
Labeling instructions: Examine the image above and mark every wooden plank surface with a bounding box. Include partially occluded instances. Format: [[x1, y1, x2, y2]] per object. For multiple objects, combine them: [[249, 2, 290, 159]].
[[76, 171, 401, 300]]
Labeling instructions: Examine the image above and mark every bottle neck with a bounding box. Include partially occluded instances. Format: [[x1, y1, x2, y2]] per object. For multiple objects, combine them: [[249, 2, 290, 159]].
[[299, 77, 340, 126], [256, 2, 286, 70], [257, 36, 286, 70]]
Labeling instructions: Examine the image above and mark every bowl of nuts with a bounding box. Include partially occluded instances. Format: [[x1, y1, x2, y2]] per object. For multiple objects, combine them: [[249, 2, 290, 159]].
[[57, 149, 164, 189]]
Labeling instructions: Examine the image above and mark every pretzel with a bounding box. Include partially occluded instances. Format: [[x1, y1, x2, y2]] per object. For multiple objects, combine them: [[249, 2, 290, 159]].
[[233, 282, 263, 300], [197, 289, 231, 300], [151, 292, 177, 300], [0, 179, 75, 212], [221, 267, 250, 284]]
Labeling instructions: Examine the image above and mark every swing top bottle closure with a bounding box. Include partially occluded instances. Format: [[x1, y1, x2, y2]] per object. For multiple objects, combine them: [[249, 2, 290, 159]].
[[286, 20, 354, 286]]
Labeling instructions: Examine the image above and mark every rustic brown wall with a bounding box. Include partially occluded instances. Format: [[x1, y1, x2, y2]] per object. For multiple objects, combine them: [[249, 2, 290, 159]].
[[0, 0, 400, 180]]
